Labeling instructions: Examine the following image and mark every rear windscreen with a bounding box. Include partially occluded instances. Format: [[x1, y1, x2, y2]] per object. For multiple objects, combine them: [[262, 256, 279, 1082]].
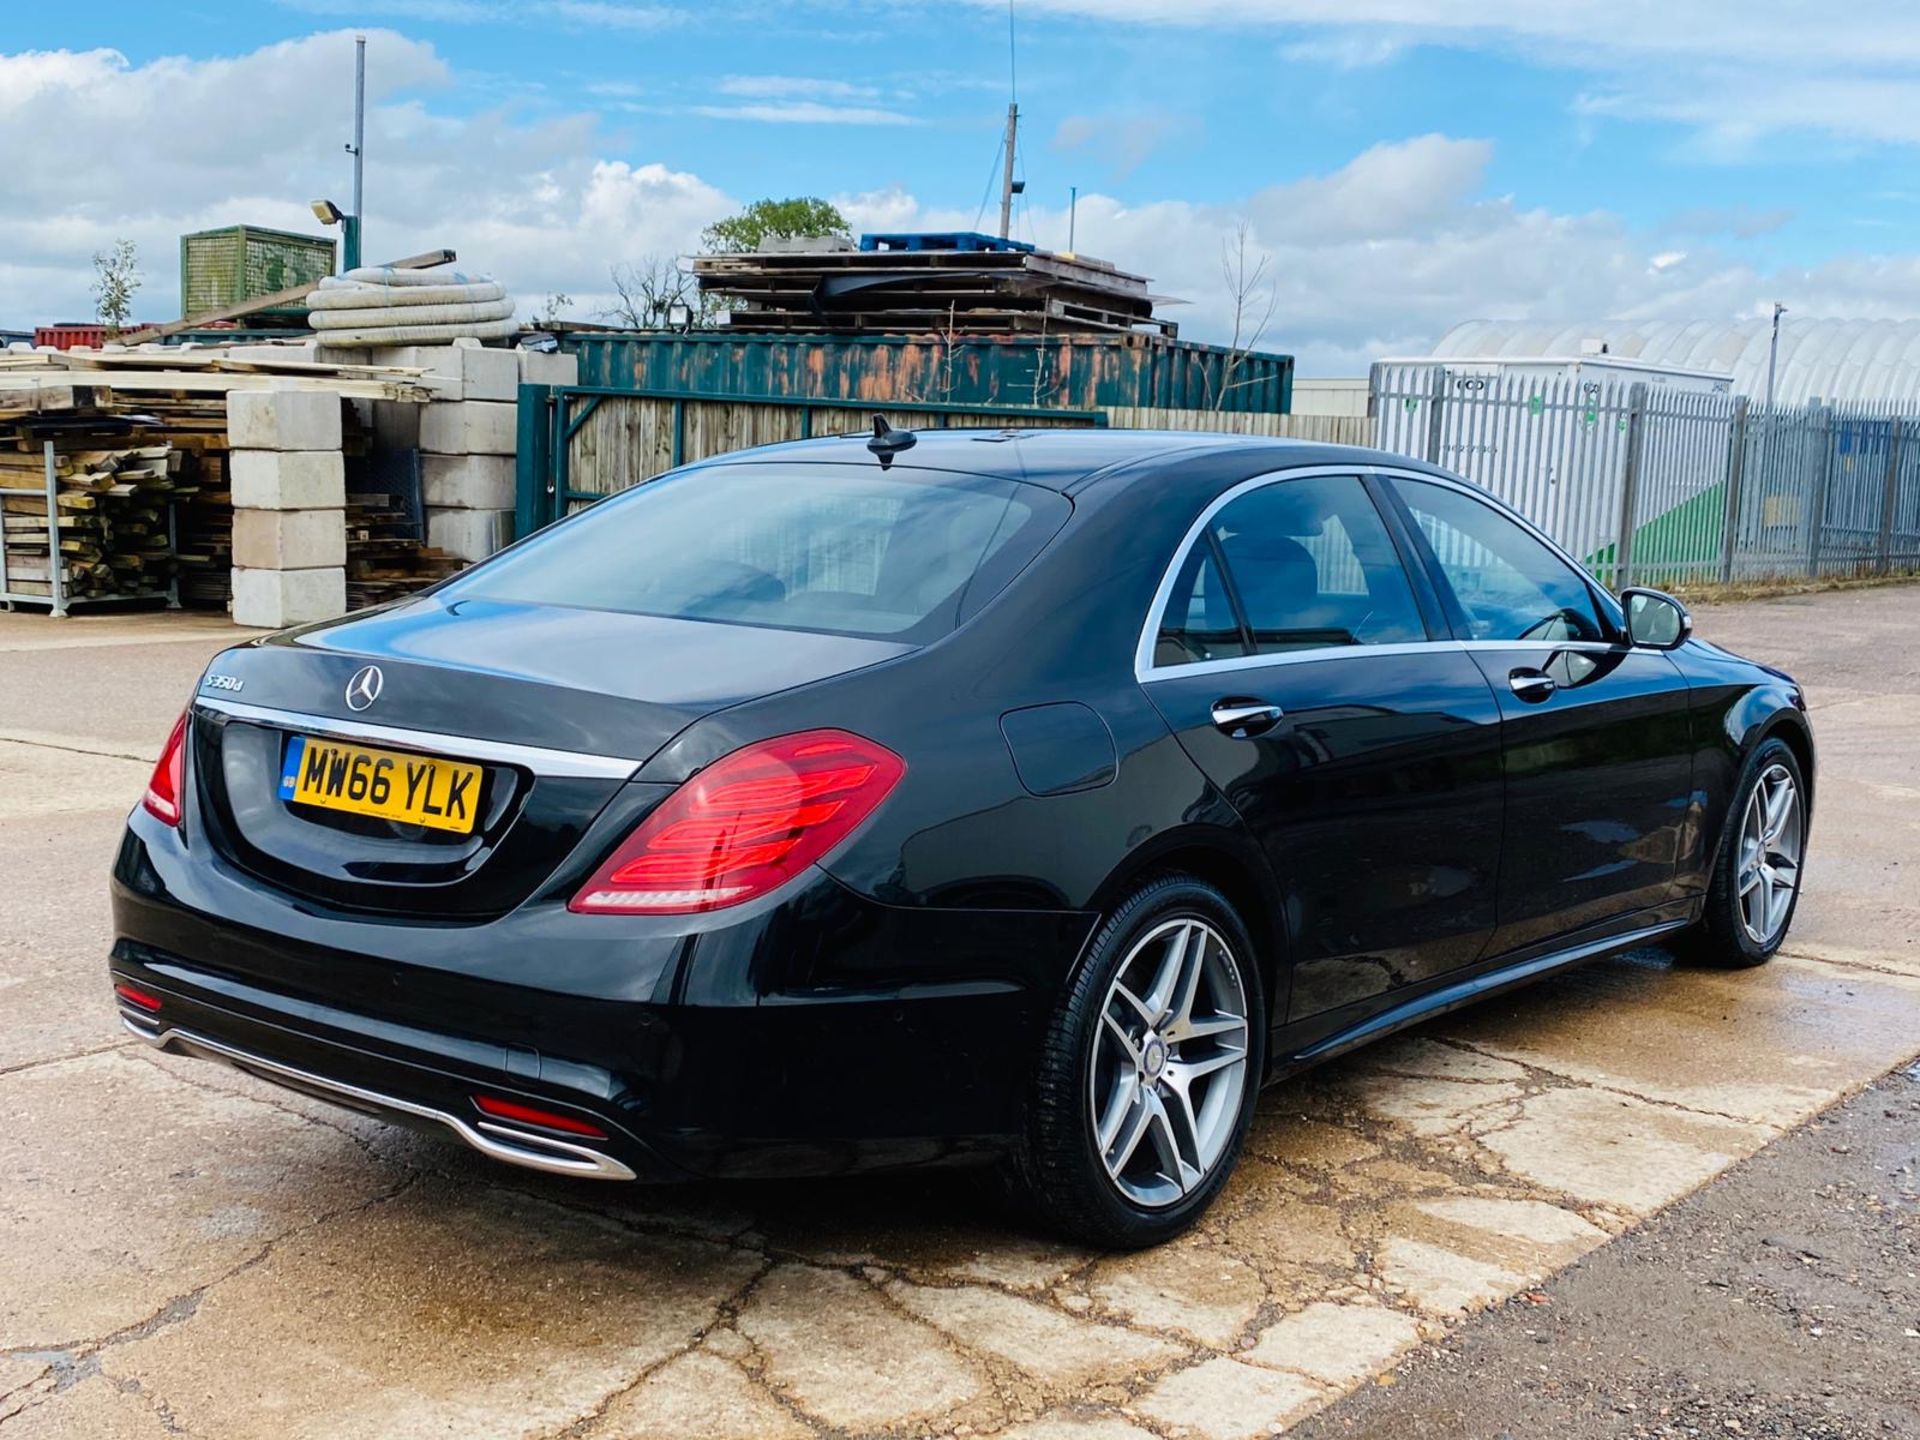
[[445, 462, 1067, 642]]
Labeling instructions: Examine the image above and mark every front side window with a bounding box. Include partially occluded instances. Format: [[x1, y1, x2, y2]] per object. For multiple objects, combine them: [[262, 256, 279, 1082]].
[[443, 462, 1066, 642], [1153, 473, 1427, 665], [1392, 479, 1605, 643]]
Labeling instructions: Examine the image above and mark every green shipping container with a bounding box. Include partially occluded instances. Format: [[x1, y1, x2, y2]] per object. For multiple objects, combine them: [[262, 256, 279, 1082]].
[[565, 331, 1293, 415], [179, 225, 338, 317]]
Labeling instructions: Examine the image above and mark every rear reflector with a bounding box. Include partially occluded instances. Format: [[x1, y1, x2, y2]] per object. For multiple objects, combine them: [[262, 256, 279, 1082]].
[[142, 712, 189, 827], [113, 981, 163, 1012], [471, 1093, 608, 1139], [569, 729, 905, 916]]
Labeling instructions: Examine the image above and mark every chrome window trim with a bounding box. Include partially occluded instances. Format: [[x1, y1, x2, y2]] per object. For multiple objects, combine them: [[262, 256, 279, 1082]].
[[1134, 463, 1623, 683], [192, 696, 641, 781]]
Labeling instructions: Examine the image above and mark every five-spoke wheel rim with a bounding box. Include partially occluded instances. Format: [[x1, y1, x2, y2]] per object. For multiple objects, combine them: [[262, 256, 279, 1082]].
[[1737, 763, 1802, 946], [1088, 918, 1250, 1208]]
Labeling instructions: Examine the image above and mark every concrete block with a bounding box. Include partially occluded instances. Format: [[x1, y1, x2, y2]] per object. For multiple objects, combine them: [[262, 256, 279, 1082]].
[[226, 386, 343, 451], [231, 508, 346, 570], [231, 566, 347, 628], [229, 450, 346, 510], [420, 400, 517, 456], [423, 453, 516, 510], [517, 348, 579, 387], [371, 399, 423, 450], [370, 342, 520, 401], [427, 506, 514, 563]]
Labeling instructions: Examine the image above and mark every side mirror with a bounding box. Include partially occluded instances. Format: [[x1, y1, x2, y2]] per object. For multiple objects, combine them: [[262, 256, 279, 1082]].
[[1621, 587, 1692, 650]]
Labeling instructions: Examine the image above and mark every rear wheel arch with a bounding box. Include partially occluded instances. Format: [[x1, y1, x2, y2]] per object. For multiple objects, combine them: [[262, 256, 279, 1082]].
[[1084, 830, 1286, 1032]]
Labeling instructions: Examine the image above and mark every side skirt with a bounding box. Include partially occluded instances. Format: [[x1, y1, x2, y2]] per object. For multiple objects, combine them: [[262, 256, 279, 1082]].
[[1271, 909, 1695, 1077]]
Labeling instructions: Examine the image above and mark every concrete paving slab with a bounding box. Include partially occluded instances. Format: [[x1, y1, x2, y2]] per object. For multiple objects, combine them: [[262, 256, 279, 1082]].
[[0, 1049, 400, 1352], [99, 1179, 763, 1440], [0, 808, 131, 1072], [0, 589, 1914, 1440]]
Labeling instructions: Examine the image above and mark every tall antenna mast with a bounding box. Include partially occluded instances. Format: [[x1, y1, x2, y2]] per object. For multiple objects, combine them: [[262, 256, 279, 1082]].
[[345, 34, 366, 270], [997, 1, 1019, 240]]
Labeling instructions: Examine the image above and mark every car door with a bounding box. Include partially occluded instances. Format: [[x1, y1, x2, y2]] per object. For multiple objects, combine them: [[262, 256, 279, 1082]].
[[1139, 470, 1507, 1026], [1385, 474, 1695, 955]]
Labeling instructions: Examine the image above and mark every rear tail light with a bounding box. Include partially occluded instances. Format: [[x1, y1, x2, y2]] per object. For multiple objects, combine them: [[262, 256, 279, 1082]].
[[472, 1094, 608, 1139], [141, 712, 189, 827], [570, 729, 905, 915], [114, 981, 163, 1012]]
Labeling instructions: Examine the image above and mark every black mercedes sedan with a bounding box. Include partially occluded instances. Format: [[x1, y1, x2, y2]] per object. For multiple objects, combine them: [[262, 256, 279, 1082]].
[[109, 427, 1813, 1247]]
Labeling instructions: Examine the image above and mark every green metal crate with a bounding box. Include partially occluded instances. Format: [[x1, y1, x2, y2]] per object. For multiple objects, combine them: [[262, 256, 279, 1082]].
[[179, 225, 337, 317]]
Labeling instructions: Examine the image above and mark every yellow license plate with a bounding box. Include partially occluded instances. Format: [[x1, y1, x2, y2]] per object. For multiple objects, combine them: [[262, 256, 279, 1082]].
[[278, 736, 483, 834]]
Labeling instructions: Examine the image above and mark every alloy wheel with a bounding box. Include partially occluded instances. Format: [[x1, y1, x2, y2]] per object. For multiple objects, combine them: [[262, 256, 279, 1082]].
[[1088, 917, 1250, 1208], [1737, 762, 1803, 946]]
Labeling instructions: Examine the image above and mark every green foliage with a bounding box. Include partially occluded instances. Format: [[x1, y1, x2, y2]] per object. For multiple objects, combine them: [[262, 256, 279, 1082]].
[[701, 197, 851, 254], [91, 238, 141, 334]]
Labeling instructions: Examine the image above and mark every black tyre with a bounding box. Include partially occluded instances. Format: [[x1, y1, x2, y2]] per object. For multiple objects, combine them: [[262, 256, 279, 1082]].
[[1010, 874, 1265, 1249], [1676, 736, 1808, 969]]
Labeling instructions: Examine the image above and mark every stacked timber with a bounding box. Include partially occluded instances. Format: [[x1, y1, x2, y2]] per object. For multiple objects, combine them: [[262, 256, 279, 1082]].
[[346, 489, 462, 608], [0, 345, 441, 611], [173, 447, 232, 607], [0, 432, 177, 600], [691, 234, 1175, 337]]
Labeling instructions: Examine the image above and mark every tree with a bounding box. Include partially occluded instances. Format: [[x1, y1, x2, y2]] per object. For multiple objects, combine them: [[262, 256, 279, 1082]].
[[92, 239, 141, 335], [531, 291, 574, 326], [701, 197, 851, 254], [1214, 219, 1278, 411], [600, 256, 702, 329]]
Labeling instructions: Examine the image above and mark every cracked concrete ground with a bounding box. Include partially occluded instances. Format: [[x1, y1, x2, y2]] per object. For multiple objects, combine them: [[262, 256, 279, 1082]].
[[1, 586, 1915, 1440]]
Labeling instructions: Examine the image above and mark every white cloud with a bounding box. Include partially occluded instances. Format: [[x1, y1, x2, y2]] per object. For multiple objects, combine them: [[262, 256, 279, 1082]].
[[0, 34, 733, 327], [1279, 30, 1409, 69], [9, 32, 1920, 381], [691, 101, 917, 125], [279, 0, 683, 26], [718, 75, 882, 100], [972, 0, 1920, 148], [840, 136, 1920, 375], [1051, 110, 1197, 180]]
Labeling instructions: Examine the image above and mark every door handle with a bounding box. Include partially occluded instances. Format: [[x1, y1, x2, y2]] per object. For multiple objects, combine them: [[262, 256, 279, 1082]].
[[1508, 668, 1557, 702], [1211, 699, 1285, 738]]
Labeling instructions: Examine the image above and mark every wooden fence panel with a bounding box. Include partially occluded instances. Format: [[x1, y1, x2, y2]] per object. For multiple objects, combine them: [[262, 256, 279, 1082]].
[[1104, 407, 1372, 445]]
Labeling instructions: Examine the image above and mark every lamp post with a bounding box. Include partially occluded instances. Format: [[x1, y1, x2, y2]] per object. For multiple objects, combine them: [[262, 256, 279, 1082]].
[[312, 36, 367, 274], [309, 200, 360, 275], [1765, 301, 1787, 410]]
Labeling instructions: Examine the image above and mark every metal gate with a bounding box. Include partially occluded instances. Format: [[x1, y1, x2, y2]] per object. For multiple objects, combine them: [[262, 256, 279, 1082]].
[[515, 384, 1105, 537]]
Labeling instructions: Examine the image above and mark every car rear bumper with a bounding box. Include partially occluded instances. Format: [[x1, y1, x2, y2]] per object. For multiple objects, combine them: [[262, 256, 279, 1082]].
[[118, 1006, 642, 1181], [110, 813, 1097, 1183]]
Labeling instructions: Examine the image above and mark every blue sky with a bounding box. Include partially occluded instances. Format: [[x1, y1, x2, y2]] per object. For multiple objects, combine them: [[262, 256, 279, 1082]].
[[7, 0, 1920, 371]]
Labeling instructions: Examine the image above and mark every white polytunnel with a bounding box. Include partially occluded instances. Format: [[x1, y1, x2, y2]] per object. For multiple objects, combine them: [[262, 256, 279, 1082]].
[[1430, 318, 1920, 407]]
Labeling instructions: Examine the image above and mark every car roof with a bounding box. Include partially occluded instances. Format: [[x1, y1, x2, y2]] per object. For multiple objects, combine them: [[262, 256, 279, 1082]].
[[691, 426, 1450, 493]]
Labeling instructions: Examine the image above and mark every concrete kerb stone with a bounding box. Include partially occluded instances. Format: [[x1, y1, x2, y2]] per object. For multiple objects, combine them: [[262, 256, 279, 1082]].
[[231, 509, 347, 571], [420, 400, 517, 456], [225, 386, 343, 452], [230, 567, 347, 628], [228, 450, 346, 511], [427, 507, 514, 562], [422, 453, 516, 511]]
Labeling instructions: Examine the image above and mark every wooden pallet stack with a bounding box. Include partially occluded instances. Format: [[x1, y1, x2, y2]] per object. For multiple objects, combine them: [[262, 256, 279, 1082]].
[[346, 489, 462, 608], [0, 430, 177, 601], [691, 234, 1175, 337], [0, 345, 443, 612]]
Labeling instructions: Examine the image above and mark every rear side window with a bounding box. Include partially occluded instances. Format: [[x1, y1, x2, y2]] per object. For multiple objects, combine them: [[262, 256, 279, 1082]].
[[1154, 543, 1249, 667], [1392, 478, 1605, 643], [1154, 473, 1427, 664], [445, 463, 1067, 642]]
